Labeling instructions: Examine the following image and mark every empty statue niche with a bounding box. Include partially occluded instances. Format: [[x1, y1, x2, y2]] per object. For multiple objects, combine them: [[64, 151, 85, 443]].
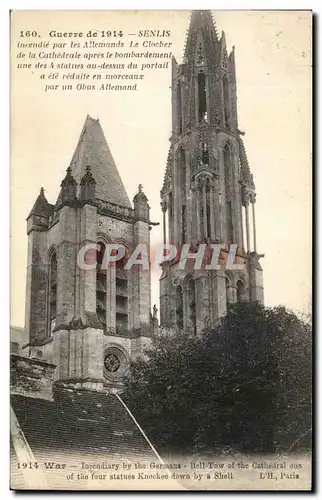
[[96, 242, 107, 328], [115, 249, 129, 335]]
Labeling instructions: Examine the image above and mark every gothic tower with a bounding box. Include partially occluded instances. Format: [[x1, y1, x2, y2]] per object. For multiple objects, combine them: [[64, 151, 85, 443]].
[[160, 11, 264, 334], [25, 115, 156, 391]]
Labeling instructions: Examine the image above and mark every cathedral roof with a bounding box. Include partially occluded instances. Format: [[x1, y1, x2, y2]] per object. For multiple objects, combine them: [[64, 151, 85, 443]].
[[68, 115, 132, 208]]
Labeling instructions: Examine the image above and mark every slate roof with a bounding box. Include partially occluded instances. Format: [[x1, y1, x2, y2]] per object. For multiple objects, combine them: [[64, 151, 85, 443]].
[[27, 188, 53, 219], [68, 115, 132, 208], [11, 388, 163, 488], [11, 389, 185, 490], [11, 390, 156, 459]]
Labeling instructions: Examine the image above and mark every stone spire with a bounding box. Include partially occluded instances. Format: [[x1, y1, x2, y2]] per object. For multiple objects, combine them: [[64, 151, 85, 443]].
[[68, 115, 132, 208], [183, 10, 220, 69], [27, 187, 51, 219]]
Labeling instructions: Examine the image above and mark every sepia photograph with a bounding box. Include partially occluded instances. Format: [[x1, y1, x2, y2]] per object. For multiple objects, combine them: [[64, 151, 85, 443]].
[[10, 9, 312, 490]]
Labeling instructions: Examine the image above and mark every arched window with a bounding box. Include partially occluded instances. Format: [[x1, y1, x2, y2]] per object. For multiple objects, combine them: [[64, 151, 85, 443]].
[[237, 280, 245, 303], [223, 76, 230, 127], [181, 205, 186, 245], [115, 245, 129, 335], [176, 286, 183, 330], [49, 252, 57, 336], [225, 276, 231, 312], [224, 144, 233, 245], [201, 142, 209, 165], [198, 71, 207, 122], [96, 242, 107, 328], [188, 279, 196, 335]]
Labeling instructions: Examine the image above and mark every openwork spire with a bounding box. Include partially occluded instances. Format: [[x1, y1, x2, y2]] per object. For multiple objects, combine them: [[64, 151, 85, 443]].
[[183, 10, 220, 69]]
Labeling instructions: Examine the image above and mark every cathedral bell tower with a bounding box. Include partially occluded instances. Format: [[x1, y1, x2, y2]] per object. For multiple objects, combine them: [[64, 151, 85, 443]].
[[25, 116, 155, 392], [160, 10, 264, 334]]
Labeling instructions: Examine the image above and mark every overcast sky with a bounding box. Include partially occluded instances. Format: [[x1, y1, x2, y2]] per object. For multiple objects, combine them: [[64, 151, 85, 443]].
[[11, 10, 312, 327]]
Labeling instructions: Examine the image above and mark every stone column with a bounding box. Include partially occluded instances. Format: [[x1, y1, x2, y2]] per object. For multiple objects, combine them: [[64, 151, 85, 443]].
[[167, 194, 173, 244], [202, 180, 207, 239], [214, 175, 221, 242], [209, 179, 215, 241], [161, 201, 167, 245], [244, 193, 251, 252], [250, 193, 257, 253], [196, 184, 202, 241]]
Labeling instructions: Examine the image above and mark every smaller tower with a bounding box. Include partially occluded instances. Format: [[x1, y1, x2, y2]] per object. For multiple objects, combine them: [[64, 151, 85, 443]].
[[25, 188, 53, 346], [24, 116, 157, 393], [132, 184, 151, 332]]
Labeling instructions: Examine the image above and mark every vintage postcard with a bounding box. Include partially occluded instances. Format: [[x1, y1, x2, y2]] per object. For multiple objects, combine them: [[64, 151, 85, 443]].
[[10, 10, 312, 491]]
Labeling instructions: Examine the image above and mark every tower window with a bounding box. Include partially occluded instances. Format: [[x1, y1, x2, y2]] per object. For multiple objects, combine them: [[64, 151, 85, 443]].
[[223, 76, 230, 127], [225, 277, 231, 312], [201, 142, 209, 165], [49, 252, 57, 336], [198, 71, 207, 122], [224, 144, 233, 245], [226, 202, 233, 245], [96, 242, 107, 328], [206, 181, 211, 239], [188, 279, 197, 335], [181, 205, 186, 244], [115, 249, 128, 335], [237, 280, 245, 303], [176, 286, 183, 330]]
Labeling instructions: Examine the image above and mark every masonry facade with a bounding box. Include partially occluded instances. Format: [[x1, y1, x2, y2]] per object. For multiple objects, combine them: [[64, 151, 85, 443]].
[[23, 116, 157, 391], [159, 11, 264, 335]]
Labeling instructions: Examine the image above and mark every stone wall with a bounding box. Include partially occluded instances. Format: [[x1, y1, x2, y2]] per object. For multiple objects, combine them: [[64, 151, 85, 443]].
[[10, 354, 56, 401]]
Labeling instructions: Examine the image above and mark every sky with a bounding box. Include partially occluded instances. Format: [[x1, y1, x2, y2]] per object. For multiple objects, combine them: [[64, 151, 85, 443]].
[[10, 10, 312, 328]]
